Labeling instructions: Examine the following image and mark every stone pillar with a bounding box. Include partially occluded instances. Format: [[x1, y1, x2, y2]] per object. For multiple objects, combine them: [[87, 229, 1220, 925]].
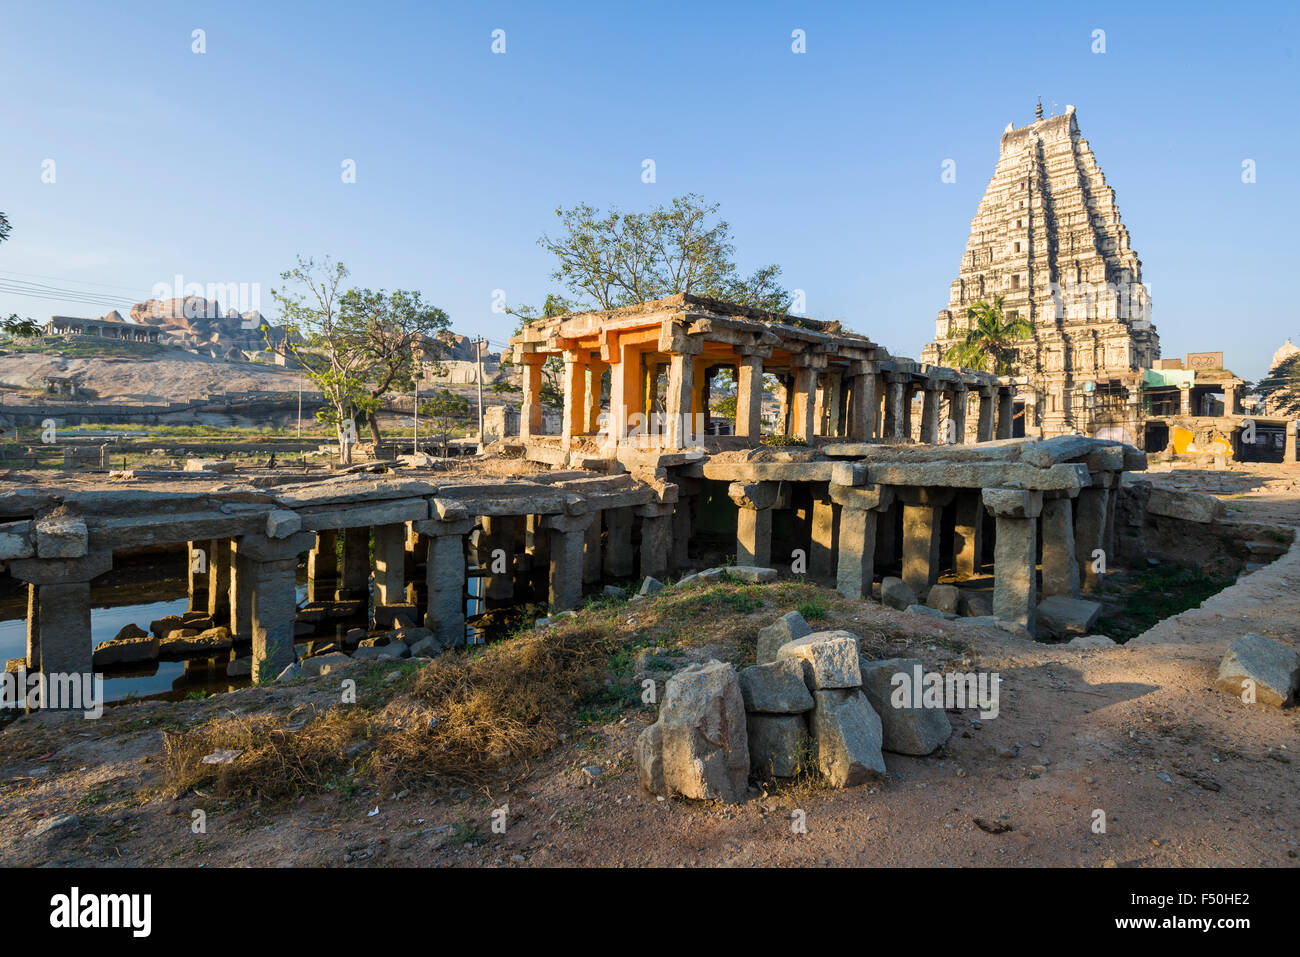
[[230, 542, 255, 642], [736, 351, 766, 440], [664, 351, 695, 450], [824, 372, 844, 437], [1179, 384, 1191, 416], [808, 491, 839, 581], [1285, 421, 1297, 464], [307, 529, 338, 603], [637, 502, 674, 580], [901, 497, 946, 596], [919, 386, 942, 444], [340, 526, 371, 600], [982, 489, 1042, 634], [207, 539, 232, 620], [238, 532, 315, 683], [950, 386, 968, 444], [373, 523, 407, 607], [186, 540, 207, 613], [977, 387, 995, 442], [1074, 486, 1109, 590], [996, 389, 1015, 439], [729, 481, 777, 567], [602, 506, 635, 578], [847, 362, 877, 441], [482, 515, 516, 601], [829, 481, 892, 600], [518, 353, 546, 440], [884, 375, 907, 440], [791, 363, 819, 441], [12, 552, 112, 679], [582, 510, 603, 584], [671, 496, 692, 573], [417, 517, 472, 646], [561, 353, 587, 448], [541, 514, 589, 611], [1041, 496, 1080, 597], [953, 490, 985, 578]]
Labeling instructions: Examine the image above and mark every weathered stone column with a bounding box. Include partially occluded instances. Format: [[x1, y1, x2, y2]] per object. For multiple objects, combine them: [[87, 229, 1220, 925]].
[[950, 385, 968, 444], [791, 360, 821, 441], [230, 542, 255, 642], [518, 352, 545, 440], [1074, 485, 1110, 590], [1040, 496, 1081, 597], [237, 531, 315, 683], [808, 490, 839, 581], [481, 515, 516, 601], [977, 386, 995, 441], [187, 539, 207, 612], [953, 490, 985, 578], [544, 512, 591, 611], [900, 489, 953, 596], [729, 481, 778, 567], [830, 473, 892, 600], [206, 539, 232, 620], [735, 349, 767, 440], [919, 384, 942, 444], [373, 523, 407, 607], [307, 529, 338, 603], [823, 372, 844, 437], [561, 352, 587, 449], [525, 514, 551, 596], [884, 374, 907, 440], [602, 506, 635, 578], [416, 513, 472, 646], [1285, 421, 1297, 464], [671, 494, 693, 573], [847, 361, 877, 440], [996, 388, 1015, 439], [582, 510, 603, 584], [637, 502, 674, 580], [12, 551, 112, 678], [340, 526, 371, 600], [664, 351, 695, 450], [982, 489, 1042, 634]]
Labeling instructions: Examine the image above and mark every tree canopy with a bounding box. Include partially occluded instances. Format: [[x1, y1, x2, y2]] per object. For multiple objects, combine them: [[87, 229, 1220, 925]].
[[1256, 352, 1300, 416], [943, 297, 1034, 375], [538, 194, 793, 313]]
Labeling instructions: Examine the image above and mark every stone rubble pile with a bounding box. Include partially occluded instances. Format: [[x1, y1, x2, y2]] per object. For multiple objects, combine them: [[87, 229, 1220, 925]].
[[636, 611, 955, 801]]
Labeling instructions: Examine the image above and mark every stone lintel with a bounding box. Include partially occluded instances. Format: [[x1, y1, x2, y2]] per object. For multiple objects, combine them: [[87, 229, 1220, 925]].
[[35, 517, 88, 559], [10, 550, 113, 585], [542, 513, 595, 533], [982, 488, 1044, 519], [828, 484, 893, 512], [236, 530, 317, 562], [830, 462, 867, 487], [431, 498, 471, 522], [297, 497, 430, 530], [412, 517, 475, 537], [728, 481, 779, 511]]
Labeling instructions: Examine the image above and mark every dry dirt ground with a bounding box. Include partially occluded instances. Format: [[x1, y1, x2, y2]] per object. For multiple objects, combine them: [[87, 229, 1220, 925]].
[[0, 467, 1297, 868]]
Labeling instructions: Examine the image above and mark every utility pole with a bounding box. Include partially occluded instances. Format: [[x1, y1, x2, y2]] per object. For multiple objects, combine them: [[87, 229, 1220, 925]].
[[296, 372, 302, 440], [475, 336, 485, 450]]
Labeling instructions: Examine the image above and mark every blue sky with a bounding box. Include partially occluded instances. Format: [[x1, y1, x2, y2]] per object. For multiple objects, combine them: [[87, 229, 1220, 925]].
[[1, 0, 1296, 378]]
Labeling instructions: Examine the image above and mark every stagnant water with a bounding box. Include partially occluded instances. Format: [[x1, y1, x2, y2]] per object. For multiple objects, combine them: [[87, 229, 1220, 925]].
[[1, 565, 505, 710]]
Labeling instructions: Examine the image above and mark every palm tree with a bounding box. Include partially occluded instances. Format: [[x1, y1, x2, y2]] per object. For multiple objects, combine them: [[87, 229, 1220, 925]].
[[943, 296, 1034, 375]]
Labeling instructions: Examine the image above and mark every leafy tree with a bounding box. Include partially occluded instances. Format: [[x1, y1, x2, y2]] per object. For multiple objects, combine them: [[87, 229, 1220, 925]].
[[339, 287, 452, 444], [2, 313, 41, 337], [0, 212, 11, 244], [538, 194, 792, 312], [943, 297, 1034, 375], [420, 388, 472, 456]]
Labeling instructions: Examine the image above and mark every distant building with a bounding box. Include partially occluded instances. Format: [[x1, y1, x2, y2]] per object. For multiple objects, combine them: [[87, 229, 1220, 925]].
[[46, 315, 160, 343]]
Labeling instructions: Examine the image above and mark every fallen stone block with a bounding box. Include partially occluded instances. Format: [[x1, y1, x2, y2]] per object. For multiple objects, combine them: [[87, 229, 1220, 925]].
[[160, 626, 233, 656], [226, 656, 252, 677], [275, 662, 303, 682], [657, 660, 749, 803], [727, 565, 777, 584], [778, 631, 862, 690], [378, 640, 410, 660], [739, 659, 815, 713], [408, 635, 441, 658], [302, 651, 354, 676], [1215, 633, 1300, 707], [640, 576, 664, 596], [959, 591, 993, 618], [113, 623, 149, 641], [858, 657, 952, 756], [811, 688, 886, 786], [92, 634, 159, 669], [881, 576, 916, 611], [1036, 595, 1103, 638], [351, 645, 388, 661], [1067, 634, 1117, 649], [603, 584, 625, 598], [756, 610, 812, 663], [149, 615, 187, 639], [994, 619, 1032, 639], [1147, 487, 1225, 524], [747, 713, 809, 779], [926, 584, 961, 615], [906, 604, 951, 620]]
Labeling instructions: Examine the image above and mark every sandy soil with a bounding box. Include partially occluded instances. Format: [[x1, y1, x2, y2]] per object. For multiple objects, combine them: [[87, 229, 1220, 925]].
[[1, 466, 1297, 868]]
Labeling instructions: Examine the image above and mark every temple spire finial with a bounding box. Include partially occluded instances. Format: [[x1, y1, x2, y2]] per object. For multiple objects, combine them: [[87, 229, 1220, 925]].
[[1035, 97, 1043, 121]]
